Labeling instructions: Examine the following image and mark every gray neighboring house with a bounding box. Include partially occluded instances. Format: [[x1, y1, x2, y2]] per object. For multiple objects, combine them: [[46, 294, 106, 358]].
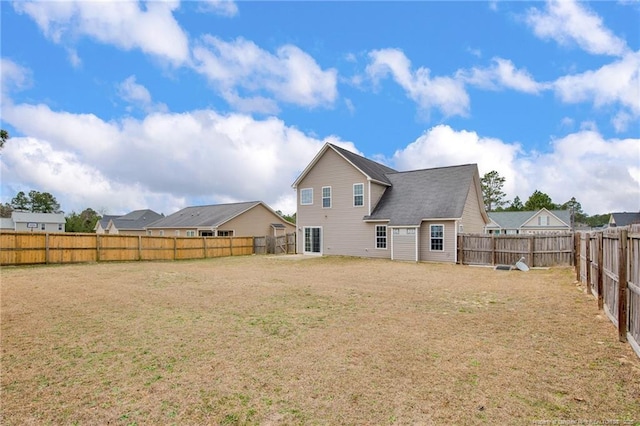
[[485, 209, 572, 235], [293, 143, 489, 263], [608, 212, 640, 227], [145, 201, 295, 237], [1, 211, 66, 233], [94, 209, 164, 235]]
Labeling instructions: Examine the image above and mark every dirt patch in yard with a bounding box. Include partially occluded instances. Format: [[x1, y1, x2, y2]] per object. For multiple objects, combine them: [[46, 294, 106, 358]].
[[1, 256, 639, 425]]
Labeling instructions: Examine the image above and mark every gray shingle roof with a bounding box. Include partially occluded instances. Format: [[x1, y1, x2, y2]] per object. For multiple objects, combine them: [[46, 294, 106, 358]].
[[328, 143, 397, 185], [610, 212, 640, 226], [366, 164, 477, 226], [111, 209, 164, 230], [146, 202, 261, 228]]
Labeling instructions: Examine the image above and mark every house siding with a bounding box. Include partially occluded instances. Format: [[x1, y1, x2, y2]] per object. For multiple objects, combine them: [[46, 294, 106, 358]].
[[224, 205, 295, 236], [460, 178, 486, 234], [419, 221, 456, 263], [521, 210, 570, 233], [296, 148, 391, 258]]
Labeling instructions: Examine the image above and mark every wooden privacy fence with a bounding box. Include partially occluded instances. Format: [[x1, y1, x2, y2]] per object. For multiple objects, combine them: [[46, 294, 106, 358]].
[[577, 225, 640, 359], [254, 233, 297, 255], [0, 232, 297, 266], [457, 232, 574, 267]]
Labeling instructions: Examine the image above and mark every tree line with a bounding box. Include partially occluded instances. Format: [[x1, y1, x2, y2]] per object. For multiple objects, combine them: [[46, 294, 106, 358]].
[[481, 170, 609, 227]]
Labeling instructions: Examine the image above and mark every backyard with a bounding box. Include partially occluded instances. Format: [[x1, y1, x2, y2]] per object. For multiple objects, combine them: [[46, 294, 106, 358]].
[[1, 255, 639, 425]]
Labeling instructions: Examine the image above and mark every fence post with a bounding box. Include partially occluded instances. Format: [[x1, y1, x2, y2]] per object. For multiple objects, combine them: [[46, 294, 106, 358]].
[[585, 232, 591, 294], [174, 237, 177, 260], [138, 235, 142, 261], [491, 234, 496, 266], [528, 235, 534, 267], [230, 236, 234, 256], [45, 233, 50, 264], [203, 237, 207, 259], [575, 233, 581, 282], [457, 234, 464, 264], [618, 229, 628, 342], [96, 234, 101, 262], [597, 232, 604, 309]]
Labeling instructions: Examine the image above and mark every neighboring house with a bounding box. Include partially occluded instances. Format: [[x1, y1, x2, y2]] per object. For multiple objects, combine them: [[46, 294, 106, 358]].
[[94, 210, 164, 236], [145, 201, 295, 237], [608, 212, 640, 227], [1, 211, 66, 233], [94, 215, 119, 234], [484, 209, 572, 235], [292, 143, 489, 263]]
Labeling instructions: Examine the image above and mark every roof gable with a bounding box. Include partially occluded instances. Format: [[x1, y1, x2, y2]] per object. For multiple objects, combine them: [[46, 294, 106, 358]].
[[488, 209, 571, 228], [292, 142, 397, 188], [147, 202, 264, 229], [105, 210, 164, 230], [367, 164, 479, 226]]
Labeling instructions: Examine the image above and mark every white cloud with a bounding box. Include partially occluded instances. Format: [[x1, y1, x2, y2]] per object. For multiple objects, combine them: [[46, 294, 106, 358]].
[[0, 58, 32, 96], [192, 36, 338, 112], [1, 102, 343, 216], [392, 125, 522, 198], [525, 0, 628, 56], [13, 0, 190, 65], [197, 0, 238, 17], [366, 48, 469, 118], [457, 58, 546, 94], [391, 125, 640, 215], [552, 50, 640, 131], [117, 76, 168, 114]]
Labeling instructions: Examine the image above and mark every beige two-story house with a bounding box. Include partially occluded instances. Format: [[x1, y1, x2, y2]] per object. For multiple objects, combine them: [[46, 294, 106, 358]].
[[292, 143, 489, 263]]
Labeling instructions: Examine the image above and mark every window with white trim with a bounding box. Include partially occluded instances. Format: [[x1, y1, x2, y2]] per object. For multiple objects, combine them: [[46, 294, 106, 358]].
[[300, 188, 313, 205], [353, 183, 364, 207], [407, 228, 416, 235], [538, 215, 549, 225], [376, 225, 387, 249], [322, 186, 331, 208], [159, 230, 165, 236], [175, 230, 181, 236], [186, 230, 196, 237], [430, 225, 444, 251], [218, 230, 234, 237]]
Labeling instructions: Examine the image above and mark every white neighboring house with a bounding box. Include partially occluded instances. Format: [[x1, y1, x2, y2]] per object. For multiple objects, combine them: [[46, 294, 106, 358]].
[[484, 208, 572, 235], [1, 211, 66, 233]]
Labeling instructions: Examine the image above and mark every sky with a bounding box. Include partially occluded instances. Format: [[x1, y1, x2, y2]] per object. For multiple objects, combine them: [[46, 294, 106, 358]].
[[1, 0, 639, 218]]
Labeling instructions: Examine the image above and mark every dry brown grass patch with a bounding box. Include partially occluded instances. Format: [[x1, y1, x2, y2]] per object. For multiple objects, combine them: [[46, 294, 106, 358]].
[[1, 256, 639, 425]]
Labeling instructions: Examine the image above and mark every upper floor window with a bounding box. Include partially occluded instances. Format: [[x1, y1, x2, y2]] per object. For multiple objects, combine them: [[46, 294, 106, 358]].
[[430, 224, 444, 251], [186, 230, 196, 237], [300, 188, 313, 205], [218, 230, 234, 237], [376, 225, 387, 249], [322, 186, 331, 208], [538, 215, 549, 226], [353, 183, 364, 207]]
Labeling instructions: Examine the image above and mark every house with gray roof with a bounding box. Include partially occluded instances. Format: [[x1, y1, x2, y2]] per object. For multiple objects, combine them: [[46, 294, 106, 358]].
[[145, 201, 295, 238], [608, 212, 640, 227], [95, 209, 164, 235], [485, 209, 572, 235], [292, 143, 489, 262], [1, 211, 66, 233]]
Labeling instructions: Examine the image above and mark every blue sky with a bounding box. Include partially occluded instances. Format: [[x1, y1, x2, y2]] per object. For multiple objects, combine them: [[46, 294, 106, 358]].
[[1, 0, 639, 217]]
